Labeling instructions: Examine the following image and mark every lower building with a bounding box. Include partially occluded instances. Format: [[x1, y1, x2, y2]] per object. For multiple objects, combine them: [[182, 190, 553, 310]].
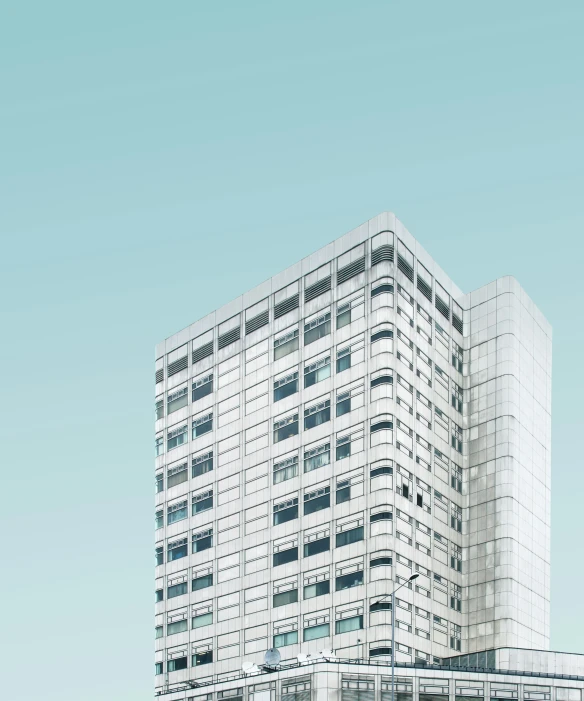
[[154, 648, 584, 701]]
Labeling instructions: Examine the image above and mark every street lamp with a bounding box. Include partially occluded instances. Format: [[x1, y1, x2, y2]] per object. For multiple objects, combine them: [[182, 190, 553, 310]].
[[372, 573, 419, 701]]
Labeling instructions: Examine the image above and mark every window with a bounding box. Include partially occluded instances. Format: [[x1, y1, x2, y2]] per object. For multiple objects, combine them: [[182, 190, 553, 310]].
[[167, 500, 188, 525], [304, 442, 330, 473], [156, 398, 164, 421], [155, 472, 164, 493], [452, 342, 463, 372], [274, 371, 298, 402], [192, 374, 213, 402], [192, 528, 213, 553], [452, 423, 463, 453], [192, 413, 213, 439], [371, 510, 392, 523], [273, 454, 298, 484], [274, 328, 299, 360], [155, 662, 163, 675], [371, 416, 393, 433], [370, 464, 393, 479], [168, 386, 189, 414], [371, 327, 394, 342], [304, 486, 330, 515], [193, 573, 213, 591], [451, 503, 462, 532], [155, 546, 164, 566], [336, 478, 351, 503], [273, 589, 298, 607], [335, 380, 364, 418], [192, 451, 213, 478], [304, 311, 331, 345], [336, 390, 351, 417], [335, 426, 364, 460], [192, 612, 213, 628], [337, 292, 364, 328], [155, 435, 164, 457], [167, 461, 188, 488], [273, 497, 299, 525], [168, 657, 187, 672], [336, 570, 363, 590], [167, 537, 188, 562], [371, 554, 392, 568], [336, 615, 363, 634], [155, 510, 163, 529], [167, 424, 188, 451], [155, 588, 163, 602], [168, 582, 188, 599], [274, 413, 299, 443], [304, 356, 331, 388], [371, 372, 393, 388], [451, 543, 462, 572], [451, 463, 462, 493], [370, 600, 391, 612], [336, 526, 364, 547], [273, 546, 298, 567], [304, 399, 330, 430], [304, 536, 330, 557], [303, 623, 330, 641], [336, 336, 365, 373], [155, 626, 163, 639], [193, 489, 213, 515], [193, 651, 213, 666], [304, 580, 330, 599], [371, 280, 394, 297], [274, 630, 298, 647], [168, 619, 188, 635], [452, 382, 463, 413]]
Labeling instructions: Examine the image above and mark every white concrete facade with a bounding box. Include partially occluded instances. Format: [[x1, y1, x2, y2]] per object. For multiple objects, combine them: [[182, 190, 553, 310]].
[[153, 213, 552, 694]]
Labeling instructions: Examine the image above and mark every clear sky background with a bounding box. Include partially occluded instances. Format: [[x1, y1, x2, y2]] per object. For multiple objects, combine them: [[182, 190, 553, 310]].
[[1, 2, 583, 699]]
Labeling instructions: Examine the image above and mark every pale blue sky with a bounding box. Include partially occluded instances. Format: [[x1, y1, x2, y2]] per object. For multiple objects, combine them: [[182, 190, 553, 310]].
[[1, 2, 583, 700]]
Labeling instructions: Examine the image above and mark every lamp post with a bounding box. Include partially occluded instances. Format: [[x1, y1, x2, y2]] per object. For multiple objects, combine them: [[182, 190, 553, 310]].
[[372, 573, 419, 701]]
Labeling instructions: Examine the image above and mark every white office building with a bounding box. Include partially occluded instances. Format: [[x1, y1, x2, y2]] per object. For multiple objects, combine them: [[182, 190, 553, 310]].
[[154, 212, 554, 699]]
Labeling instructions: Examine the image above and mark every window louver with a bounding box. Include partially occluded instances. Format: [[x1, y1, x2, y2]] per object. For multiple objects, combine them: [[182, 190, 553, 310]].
[[305, 276, 331, 302], [337, 256, 365, 284], [436, 296, 450, 320], [218, 327, 240, 349], [452, 314, 463, 334], [192, 342, 213, 364], [274, 293, 300, 319], [155, 369, 164, 384], [245, 310, 269, 335], [371, 244, 394, 265], [167, 355, 188, 377], [397, 255, 414, 281], [417, 275, 432, 302]]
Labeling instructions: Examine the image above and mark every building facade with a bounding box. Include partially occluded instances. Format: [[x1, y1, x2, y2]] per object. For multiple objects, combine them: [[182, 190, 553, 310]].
[[154, 212, 552, 694]]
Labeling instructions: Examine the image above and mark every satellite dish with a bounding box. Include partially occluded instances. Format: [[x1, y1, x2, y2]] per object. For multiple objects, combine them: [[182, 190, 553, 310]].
[[264, 648, 281, 667], [296, 653, 308, 665]]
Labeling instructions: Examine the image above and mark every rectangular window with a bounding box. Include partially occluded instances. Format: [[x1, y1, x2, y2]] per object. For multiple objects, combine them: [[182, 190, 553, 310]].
[[155, 435, 164, 457], [156, 398, 164, 421], [273, 547, 298, 567], [193, 651, 213, 666], [192, 374, 213, 402], [192, 574, 213, 591], [304, 536, 330, 557], [335, 426, 364, 460], [274, 328, 299, 360], [192, 528, 213, 553], [304, 486, 330, 515], [337, 292, 364, 328], [168, 582, 188, 599], [336, 570, 363, 590], [304, 442, 330, 473], [192, 451, 213, 478], [155, 662, 163, 675], [274, 413, 299, 443], [155, 588, 163, 602], [167, 386, 189, 414], [167, 500, 188, 525], [304, 311, 331, 345], [273, 455, 298, 484], [336, 526, 364, 547], [167, 619, 188, 635], [303, 623, 330, 642], [192, 413, 213, 439], [155, 546, 163, 566], [336, 335, 365, 373], [371, 279, 394, 297], [336, 615, 363, 634], [155, 510, 163, 529], [167, 538, 188, 562], [273, 497, 299, 526], [155, 472, 164, 493], [167, 657, 187, 672], [304, 580, 330, 599], [274, 371, 299, 402], [304, 398, 331, 430], [192, 489, 213, 515], [273, 589, 298, 607], [167, 461, 188, 488], [167, 425, 188, 451], [304, 356, 331, 388], [155, 625, 163, 639], [192, 612, 213, 628], [274, 630, 298, 647]]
